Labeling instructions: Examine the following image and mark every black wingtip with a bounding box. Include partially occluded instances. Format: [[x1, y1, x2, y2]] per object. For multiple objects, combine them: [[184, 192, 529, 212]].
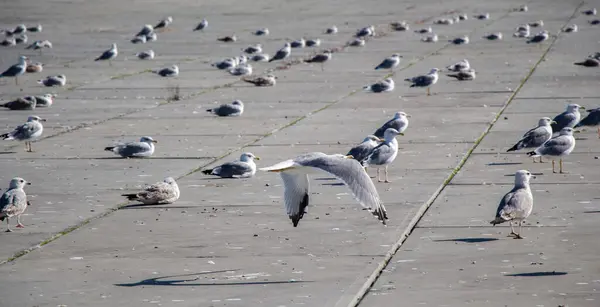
[[0, 133, 9, 140], [206, 109, 213, 113], [121, 194, 138, 201], [526, 151, 536, 157], [506, 144, 518, 152], [201, 169, 213, 175], [104, 146, 115, 152]]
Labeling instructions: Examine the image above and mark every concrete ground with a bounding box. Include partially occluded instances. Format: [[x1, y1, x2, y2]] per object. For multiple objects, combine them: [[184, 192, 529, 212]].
[[0, 0, 598, 306]]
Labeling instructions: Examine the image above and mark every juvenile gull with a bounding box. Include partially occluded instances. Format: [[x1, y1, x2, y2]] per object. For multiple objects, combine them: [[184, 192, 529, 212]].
[[574, 58, 599, 67], [252, 28, 269, 36], [243, 44, 262, 54], [194, 19, 208, 31], [450, 35, 469, 45], [347, 37, 366, 47], [563, 24, 578, 33], [421, 34, 438, 42], [0, 56, 27, 85], [207, 100, 244, 117], [551, 104, 584, 134], [1, 96, 36, 110], [229, 63, 252, 76], [507, 117, 554, 162], [152, 65, 179, 77], [26, 62, 43, 73], [269, 43, 291, 62], [122, 177, 180, 205], [483, 32, 503, 40], [154, 16, 173, 30], [250, 54, 270, 62], [373, 112, 410, 138], [527, 127, 576, 173], [135, 50, 155, 60], [447, 59, 470, 71], [290, 38, 306, 48], [405, 68, 440, 96], [1, 115, 45, 152], [528, 20, 544, 27], [38, 74, 66, 87], [361, 128, 402, 183], [364, 78, 395, 93], [105, 136, 157, 158], [355, 25, 375, 37], [575, 108, 600, 137], [305, 50, 332, 71], [527, 30, 549, 44], [94, 43, 118, 66], [375, 54, 402, 72], [34, 94, 56, 107], [415, 26, 432, 34], [217, 35, 237, 42], [390, 21, 409, 31], [202, 153, 259, 178], [325, 25, 338, 34], [347, 135, 383, 163], [0, 177, 31, 232], [260, 152, 388, 227], [243, 74, 276, 87], [490, 170, 533, 239], [447, 68, 476, 81], [305, 39, 321, 47]]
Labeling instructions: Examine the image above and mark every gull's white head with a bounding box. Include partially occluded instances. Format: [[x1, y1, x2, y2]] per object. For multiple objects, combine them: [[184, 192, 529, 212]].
[[9, 177, 29, 189], [538, 117, 553, 126], [231, 100, 244, 108], [394, 111, 408, 119], [559, 127, 575, 136], [163, 177, 177, 186], [111, 43, 117, 50], [19, 55, 28, 63], [166, 16, 173, 23], [171, 65, 179, 73], [140, 136, 158, 144], [567, 104, 584, 112], [383, 128, 402, 140], [392, 53, 401, 58], [514, 170, 533, 186], [27, 115, 45, 122], [429, 68, 440, 74], [240, 152, 260, 161], [363, 135, 383, 143]]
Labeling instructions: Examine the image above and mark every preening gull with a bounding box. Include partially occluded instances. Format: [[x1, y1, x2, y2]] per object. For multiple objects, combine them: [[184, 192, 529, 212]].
[[551, 104, 584, 134], [0, 56, 27, 85], [0, 177, 31, 232], [105, 136, 157, 158], [375, 54, 402, 71], [252, 28, 269, 36], [38, 75, 66, 87], [152, 65, 179, 77], [1, 96, 36, 110], [347, 37, 366, 47], [390, 21, 409, 31], [305, 50, 332, 71], [575, 108, 600, 137], [527, 127, 576, 173], [194, 19, 208, 31], [1, 115, 45, 152], [347, 135, 383, 163], [527, 30, 549, 44], [483, 32, 503, 40], [94, 43, 118, 65], [507, 117, 554, 162], [34, 94, 56, 107], [574, 58, 599, 67], [217, 35, 237, 42], [325, 25, 338, 34], [405, 68, 440, 96], [202, 153, 259, 178], [243, 74, 277, 87], [364, 78, 395, 93], [446, 59, 470, 72], [355, 25, 375, 37], [207, 100, 244, 117], [306, 39, 321, 47], [154, 16, 173, 30], [135, 50, 155, 60], [260, 152, 388, 227], [122, 177, 180, 205], [290, 38, 306, 48], [243, 44, 262, 54], [490, 170, 533, 239], [447, 68, 476, 81], [269, 43, 291, 62], [373, 112, 409, 138], [229, 63, 252, 76], [361, 128, 402, 183]]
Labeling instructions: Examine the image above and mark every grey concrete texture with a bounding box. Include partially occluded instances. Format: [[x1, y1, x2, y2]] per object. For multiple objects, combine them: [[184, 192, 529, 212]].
[[0, 0, 598, 306]]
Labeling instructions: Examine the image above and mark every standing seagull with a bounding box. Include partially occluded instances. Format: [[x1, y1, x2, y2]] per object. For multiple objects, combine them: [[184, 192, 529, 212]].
[[305, 50, 332, 71], [373, 112, 410, 138], [207, 100, 244, 117], [575, 108, 600, 137], [0, 177, 31, 232], [489, 170, 534, 239], [405, 68, 440, 96], [527, 127, 576, 173], [0, 56, 27, 85], [37, 74, 66, 87], [122, 177, 180, 205], [364, 78, 395, 93], [105, 136, 157, 158], [375, 54, 402, 72], [155, 16, 173, 30], [260, 152, 387, 227], [194, 18, 208, 31], [347, 135, 383, 163], [1, 115, 45, 152], [551, 104, 584, 134], [269, 43, 291, 63], [507, 117, 554, 162], [94, 43, 118, 66], [152, 65, 179, 77], [202, 153, 260, 178], [361, 128, 402, 183]]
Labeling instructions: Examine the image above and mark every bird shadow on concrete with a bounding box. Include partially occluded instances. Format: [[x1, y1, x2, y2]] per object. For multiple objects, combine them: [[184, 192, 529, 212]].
[[504, 271, 567, 277], [433, 238, 498, 243], [120, 204, 199, 209], [115, 271, 310, 287], [0, 151, 17, 154], [583, 210, 600, 213], [487, 162, 522, 166]]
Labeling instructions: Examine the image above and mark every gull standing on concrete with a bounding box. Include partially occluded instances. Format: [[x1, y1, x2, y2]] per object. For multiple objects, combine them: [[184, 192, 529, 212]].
[[153, 65, 179, 77], [1, 96, 36, 110], [122, 177, 180, 205], [528, 127, 576, 173], [490, 170, 533, 239], [34, 93, 56, 107], [583, 8, 597, 15], [447, 59, 470, 72], [243, 74, 276, 87], [447, 68, 476, 81], [527, 30, 549, 44], [361, 128, 402, 183], [575, 108, 600, 137], [94, 43, 118, 66], [507, 117, 554, 162], [269, 43, 291, 63], [1, 115, 45, 152], [194, 18, 208, 31], [0, 177, 31, 232], [375, 54, 402, 72], [260, 152, 388, 227], [551, 104, 584, 134], [154, 16, 173, 30], [37, 74, 66, 87], [0, 56, 27, 85], [305, 50, 332, 71], [26, 40, 52, 54], [483, 32, 503, 40], [136, 25, 153, 37], [135, 50, 155, 60], [0, 37, 16, 46], [207, 100, 244, 117], [105, 136, 157, 158], [364, 78, 395, 93], [373, 112, 409, 138], [347, 135, 383, 163], [202, 153, 260, 178], [405, 68, 439, 96]]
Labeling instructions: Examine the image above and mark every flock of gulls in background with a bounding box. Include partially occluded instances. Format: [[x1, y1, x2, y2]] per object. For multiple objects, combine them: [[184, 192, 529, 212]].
[[1, 5, 600, 237]]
